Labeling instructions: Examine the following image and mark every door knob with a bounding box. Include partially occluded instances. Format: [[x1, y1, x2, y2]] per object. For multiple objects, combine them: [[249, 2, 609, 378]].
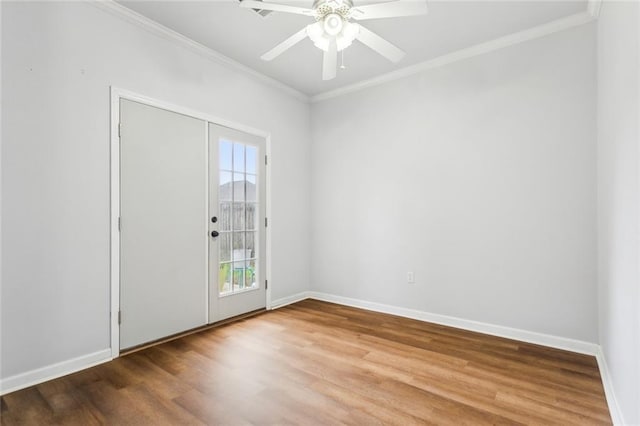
[[211, 216, 217, 223], [211, 231, 219, 238]]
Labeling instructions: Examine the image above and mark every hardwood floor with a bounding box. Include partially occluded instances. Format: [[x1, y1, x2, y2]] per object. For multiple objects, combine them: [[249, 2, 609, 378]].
[[1, 300, 611, 425]]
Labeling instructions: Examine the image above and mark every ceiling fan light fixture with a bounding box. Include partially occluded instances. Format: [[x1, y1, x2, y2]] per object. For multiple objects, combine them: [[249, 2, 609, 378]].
[[308, 21, 359, 52], [323, 13, 343, 35]]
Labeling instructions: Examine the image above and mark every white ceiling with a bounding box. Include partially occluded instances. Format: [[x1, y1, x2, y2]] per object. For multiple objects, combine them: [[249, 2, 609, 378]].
[[117, 0, 587, 96]]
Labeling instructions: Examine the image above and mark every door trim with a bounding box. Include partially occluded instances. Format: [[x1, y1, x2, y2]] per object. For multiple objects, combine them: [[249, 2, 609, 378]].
[[110, 86, 272, 358]]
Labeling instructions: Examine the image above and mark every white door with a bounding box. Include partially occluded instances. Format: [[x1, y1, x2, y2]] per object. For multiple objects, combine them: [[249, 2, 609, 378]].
[[119, 99, 208, 350], [208, 123, 267, 322]]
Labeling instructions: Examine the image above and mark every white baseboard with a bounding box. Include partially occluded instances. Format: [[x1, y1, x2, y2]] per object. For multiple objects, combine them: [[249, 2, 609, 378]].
[[0, 291, 308, 396], [0, 349, 112, 396], [595, 347, 625, 425], [270, 291, 311, 309], [307, 292, 599, 355], [257, 291, 625, 424], [302, 292, 628, 423]]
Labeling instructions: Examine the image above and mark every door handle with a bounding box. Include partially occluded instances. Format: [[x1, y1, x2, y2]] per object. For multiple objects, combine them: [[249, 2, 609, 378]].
[[211, 231, 219, 238]]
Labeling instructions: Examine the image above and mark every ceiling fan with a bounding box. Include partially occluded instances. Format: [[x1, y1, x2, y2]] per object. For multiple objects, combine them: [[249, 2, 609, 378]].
[[240, 0, 428, 80]]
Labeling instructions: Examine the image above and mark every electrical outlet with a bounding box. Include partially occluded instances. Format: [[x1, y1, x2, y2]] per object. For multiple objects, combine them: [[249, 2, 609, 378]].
[[407, 271, 415, 283]]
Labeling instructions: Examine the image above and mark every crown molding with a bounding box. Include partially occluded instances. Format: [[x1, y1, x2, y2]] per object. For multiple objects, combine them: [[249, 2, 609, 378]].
[[587, 0, 603, 18], [89, 0, 309, 103], [311, 10, 596, 103]]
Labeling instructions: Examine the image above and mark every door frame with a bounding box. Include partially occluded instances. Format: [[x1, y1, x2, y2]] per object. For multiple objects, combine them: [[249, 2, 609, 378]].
[[110, 86, 272, 358]]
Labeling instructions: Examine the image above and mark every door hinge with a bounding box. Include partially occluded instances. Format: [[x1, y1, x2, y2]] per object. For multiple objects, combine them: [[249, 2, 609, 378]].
[[265, 280, 268, 290], [265, 217, 268, 227], [118, 310, 121, 325], [265, 155, 268, 166], [118, 217, 121, 232], [118, 123, 122, 138]]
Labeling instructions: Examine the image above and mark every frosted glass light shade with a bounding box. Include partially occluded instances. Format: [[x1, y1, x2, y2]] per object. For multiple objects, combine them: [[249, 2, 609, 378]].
[[307, 21, 359, 52]]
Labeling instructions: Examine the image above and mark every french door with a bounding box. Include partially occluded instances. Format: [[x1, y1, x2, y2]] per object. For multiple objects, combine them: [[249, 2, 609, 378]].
[[119, 99, 266, 350], [119, 99, 208, 350], [208, 124, 267, 322]]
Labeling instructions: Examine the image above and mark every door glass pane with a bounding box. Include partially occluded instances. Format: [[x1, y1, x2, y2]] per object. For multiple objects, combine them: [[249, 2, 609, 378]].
[[219, 202, 231, 231], [232, 232, 245, 256], [246, 146, 257, 174], [233, 173, 245, 201], [233, 143, 245, 173], [246, 204, 258, 231], [219, 140, 233, 171], [246, 259, 257, 288], [219, 263, 232, 294], [219, 233, 231, 262], [233, 262, 245, 290], [219, 172, 232, 201], [246, 174, 257, 202], [233, 203, 245, 231], [246, 232, 256, 258], [218, 138, 259, 296]]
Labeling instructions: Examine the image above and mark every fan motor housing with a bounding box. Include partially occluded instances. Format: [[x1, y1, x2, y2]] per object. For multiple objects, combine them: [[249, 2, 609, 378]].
[[313, 0, 353, 20]]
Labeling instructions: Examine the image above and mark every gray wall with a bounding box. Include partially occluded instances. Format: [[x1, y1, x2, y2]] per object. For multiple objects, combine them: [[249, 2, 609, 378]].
[[1, 2, 311, 380], [597, 2, 640, 424], [311, 24, 598, 342]]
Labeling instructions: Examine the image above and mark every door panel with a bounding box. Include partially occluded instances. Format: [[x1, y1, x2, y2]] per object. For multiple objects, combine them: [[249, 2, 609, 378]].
[[120, 99, 207, 349], [209, 123, 267, 322]]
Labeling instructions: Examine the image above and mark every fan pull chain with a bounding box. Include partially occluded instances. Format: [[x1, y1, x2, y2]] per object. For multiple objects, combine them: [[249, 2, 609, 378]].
[[340, 49, 346, 70]]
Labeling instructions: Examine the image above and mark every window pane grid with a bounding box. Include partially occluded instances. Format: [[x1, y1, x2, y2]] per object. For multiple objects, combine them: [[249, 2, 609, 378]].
[[218, 140, 259, 296]]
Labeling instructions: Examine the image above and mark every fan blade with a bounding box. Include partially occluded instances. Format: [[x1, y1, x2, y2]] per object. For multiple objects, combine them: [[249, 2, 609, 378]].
[[355, 24, 405, 62], [350, 0, 427, 20], [261, 26, 310, 61], [240, 0, 315, 17], [322, 37, 337, 80]]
